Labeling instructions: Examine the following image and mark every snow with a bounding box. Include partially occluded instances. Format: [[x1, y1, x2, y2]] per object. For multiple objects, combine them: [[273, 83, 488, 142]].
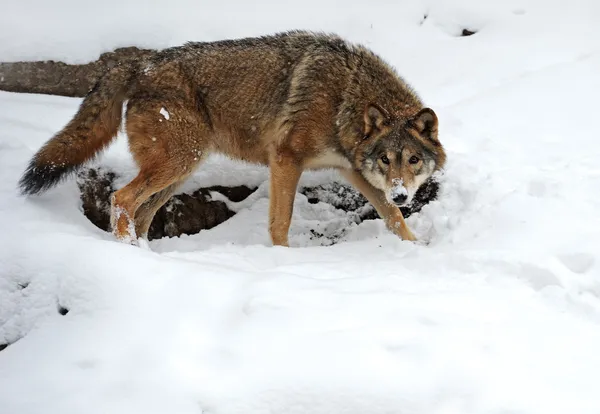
[[2, 1, 600, 413], [160, 107, 170, 121], [390, 178, 408, 199]]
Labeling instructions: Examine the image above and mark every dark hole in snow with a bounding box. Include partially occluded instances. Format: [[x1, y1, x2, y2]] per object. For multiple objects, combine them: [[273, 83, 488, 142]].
[[18, 282, 29, 289], [461, 29, 476, 37], [58, 306, 70, 316], [0, 344, 7, 352]]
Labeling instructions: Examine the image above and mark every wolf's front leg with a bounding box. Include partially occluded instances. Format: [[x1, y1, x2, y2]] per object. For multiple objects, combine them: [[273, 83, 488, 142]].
[[268, 153, 302, 247], [340, 169, 416, 241]]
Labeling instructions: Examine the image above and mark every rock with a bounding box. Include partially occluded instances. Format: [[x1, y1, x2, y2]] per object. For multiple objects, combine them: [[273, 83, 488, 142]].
[[78, 168, 117, 233], [300, 178, 439, 220], [0, 47, 155, 97], [76, 168, 252, 241], [156, 192, 234, 240], [77, 167, 440, 242]]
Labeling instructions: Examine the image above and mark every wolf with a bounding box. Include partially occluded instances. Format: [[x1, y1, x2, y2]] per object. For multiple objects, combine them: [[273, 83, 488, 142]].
[[18, 30, 446, 247]]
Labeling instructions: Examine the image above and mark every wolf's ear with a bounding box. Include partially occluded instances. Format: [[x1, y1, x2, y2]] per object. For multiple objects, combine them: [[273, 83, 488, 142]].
[[410, 108, 439, 142], [363, 104, 388, 138]]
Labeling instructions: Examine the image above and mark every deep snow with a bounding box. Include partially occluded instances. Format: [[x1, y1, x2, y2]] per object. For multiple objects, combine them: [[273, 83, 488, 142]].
[[1, 1, 600, 413]]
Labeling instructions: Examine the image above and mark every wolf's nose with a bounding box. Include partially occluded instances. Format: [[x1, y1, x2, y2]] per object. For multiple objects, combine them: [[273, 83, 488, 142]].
[[393, 194, 408, 205]]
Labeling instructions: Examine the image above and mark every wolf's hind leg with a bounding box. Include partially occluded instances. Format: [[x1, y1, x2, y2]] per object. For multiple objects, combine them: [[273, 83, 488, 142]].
[[339, 169, 416, 241], [111, 97, 209, 244], [110, 168, 188, 244], [134, 182, 182, 240]]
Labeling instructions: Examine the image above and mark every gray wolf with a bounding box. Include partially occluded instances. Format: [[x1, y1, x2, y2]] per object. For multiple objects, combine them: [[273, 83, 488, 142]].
[[19, 30, 446, 247]]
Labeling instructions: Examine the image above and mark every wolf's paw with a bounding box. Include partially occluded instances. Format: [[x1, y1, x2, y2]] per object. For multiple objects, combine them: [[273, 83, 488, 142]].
[[401, 230, 417, 242], [414, 238, 430, 247], [137, 237, 152, 250], [111, 205, 138, 246], [113, 232, 139, 246]]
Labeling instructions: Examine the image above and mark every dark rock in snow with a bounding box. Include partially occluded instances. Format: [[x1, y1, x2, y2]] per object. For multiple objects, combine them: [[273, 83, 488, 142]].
[[77, 168, 254, 241], [300, 179, 439, 220]]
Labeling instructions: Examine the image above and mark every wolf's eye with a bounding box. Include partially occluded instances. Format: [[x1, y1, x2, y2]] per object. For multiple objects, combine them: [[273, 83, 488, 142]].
[[409, 156, 420, 164], [380, 155, 390, 165]]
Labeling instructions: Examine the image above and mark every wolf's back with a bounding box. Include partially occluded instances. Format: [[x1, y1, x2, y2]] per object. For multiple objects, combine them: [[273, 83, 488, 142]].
[[19, 64, 136, 195]]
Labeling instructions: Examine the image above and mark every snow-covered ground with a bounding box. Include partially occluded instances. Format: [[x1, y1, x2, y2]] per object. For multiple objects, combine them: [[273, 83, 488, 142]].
[[2, 1, 600, 413]]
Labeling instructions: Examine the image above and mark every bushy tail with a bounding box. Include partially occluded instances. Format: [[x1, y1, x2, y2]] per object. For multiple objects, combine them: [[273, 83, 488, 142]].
[[18, 64, 136, 195]]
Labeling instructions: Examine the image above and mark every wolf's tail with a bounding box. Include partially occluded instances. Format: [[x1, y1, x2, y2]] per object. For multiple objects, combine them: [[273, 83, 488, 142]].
[[18, 63, 137, 195]]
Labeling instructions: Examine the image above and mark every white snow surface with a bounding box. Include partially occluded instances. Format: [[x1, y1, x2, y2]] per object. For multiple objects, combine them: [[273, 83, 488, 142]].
[[160, 107, 170, 121], [2, 1, 600, 413], [391, 178, 408, 196]]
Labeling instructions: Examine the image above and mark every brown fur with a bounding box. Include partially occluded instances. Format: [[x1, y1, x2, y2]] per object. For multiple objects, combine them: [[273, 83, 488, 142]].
[[19, 31, 446, 246]]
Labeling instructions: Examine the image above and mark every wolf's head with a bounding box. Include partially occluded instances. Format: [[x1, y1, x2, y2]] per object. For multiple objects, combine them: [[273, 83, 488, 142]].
[[353, 104, 446, 206]]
